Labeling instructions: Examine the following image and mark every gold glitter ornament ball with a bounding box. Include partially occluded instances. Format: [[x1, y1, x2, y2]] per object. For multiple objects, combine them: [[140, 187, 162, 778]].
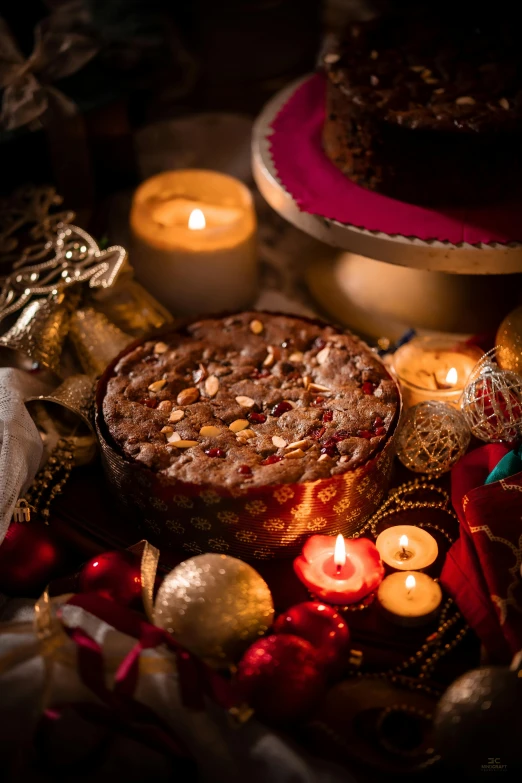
[[496, 306, 522, 374], [153, 553, 274, 667]]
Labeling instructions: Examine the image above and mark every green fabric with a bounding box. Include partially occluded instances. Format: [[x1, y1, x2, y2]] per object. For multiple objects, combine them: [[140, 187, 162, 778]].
[[485, 445, 522, 484]]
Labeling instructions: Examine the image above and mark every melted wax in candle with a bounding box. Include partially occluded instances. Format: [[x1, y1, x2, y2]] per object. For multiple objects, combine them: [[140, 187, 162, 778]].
[[324, 555, 356, 580]]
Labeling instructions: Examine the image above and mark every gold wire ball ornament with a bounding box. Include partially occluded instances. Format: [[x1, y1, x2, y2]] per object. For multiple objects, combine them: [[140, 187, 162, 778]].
[[153, 553, 274, 668], [460, 350, 522, 442], [396, 401, 470, 474], [496, 305, 522, 374]]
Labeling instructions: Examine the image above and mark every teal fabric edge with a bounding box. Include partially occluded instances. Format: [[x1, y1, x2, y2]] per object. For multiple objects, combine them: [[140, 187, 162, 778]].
[[484, 445, 522, 485]]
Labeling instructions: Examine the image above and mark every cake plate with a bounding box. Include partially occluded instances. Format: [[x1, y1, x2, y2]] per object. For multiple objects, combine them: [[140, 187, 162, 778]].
[[252, 76, 522, 339]]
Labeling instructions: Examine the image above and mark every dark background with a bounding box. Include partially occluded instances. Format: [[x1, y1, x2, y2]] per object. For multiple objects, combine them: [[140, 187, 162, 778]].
[[2, 1, 515, 206], [0, 0, 325, 202]]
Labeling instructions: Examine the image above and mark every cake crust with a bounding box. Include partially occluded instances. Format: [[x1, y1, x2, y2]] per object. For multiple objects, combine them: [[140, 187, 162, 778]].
[[102, 313, 398, 489]]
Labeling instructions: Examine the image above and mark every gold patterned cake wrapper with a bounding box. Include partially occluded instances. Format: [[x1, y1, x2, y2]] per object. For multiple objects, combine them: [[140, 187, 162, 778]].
[[95, 324, 401, 561]]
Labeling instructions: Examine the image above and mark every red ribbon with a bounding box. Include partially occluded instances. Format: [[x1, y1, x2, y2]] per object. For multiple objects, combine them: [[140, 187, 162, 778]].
[[60, 592, 234, 710], [35, 592, 235, 767]]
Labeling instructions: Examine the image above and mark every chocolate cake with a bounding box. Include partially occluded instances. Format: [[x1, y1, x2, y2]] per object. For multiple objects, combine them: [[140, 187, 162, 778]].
[[102, 312, 398, 490], [322, 13, 522, 206]]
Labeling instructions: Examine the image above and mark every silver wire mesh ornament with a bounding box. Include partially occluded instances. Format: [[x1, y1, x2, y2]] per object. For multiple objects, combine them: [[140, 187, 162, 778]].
[[460, 348, 522, 442], [396, 401, 471, 474]]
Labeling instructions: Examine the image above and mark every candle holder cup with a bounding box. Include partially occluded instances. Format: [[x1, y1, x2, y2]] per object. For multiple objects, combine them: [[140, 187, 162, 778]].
[[391, 336, 484, 412]]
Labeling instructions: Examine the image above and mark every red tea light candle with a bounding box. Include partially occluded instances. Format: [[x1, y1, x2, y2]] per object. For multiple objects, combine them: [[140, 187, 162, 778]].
[[293, 534, 384, 605], [377, 571, 442, 627], [375, 525, 438, 571]]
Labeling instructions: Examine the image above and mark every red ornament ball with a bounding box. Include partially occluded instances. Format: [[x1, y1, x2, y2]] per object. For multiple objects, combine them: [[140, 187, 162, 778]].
[[273, 601, 350, 672], [79, 550, 142, 606], [0, 521, 63, 596], [237, 634, 325, 723]]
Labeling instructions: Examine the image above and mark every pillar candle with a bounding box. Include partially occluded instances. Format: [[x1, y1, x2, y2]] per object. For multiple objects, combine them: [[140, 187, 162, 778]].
[[130, 170, 257, 316]]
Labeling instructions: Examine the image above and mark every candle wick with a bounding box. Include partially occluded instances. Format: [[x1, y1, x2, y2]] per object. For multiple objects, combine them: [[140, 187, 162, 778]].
[[432, 371, 453, 391], [336, 563, 342, 575]]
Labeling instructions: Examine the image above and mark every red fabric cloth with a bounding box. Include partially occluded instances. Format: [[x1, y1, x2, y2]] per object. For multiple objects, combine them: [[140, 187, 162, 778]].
[[442, 444, 522, 662], [270, 74, 522, 243]]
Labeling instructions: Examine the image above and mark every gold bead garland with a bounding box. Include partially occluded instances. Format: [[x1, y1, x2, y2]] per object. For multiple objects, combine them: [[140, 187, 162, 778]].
[[417, 520, 455, 546], [22, 437, 75, 521], [353, 477, 458, 541], [350, 597, 469, 686], [345, 478, 468, 682], [306, 590, 375, 613]]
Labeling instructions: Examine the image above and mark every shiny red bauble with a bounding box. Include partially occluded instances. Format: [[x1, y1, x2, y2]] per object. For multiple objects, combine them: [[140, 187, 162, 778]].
[[236, 634, 325, 723], [273, 601, 350, 672], [79, 550, 142, 606], [0, 521, 64, 595]]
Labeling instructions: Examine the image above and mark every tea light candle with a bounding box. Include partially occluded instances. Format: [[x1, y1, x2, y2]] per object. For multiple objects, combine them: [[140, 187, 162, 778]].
[[129, 170, 257, 315], [375, 525, 438, 571], [392, 336, 483, 410], [293, 534, 384, 605], [377, 571, 442, 627]]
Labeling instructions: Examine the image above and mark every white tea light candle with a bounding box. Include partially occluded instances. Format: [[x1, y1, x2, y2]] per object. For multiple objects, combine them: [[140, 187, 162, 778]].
[[377, 571, 443, 627], [129, 170, 257, 315], [392, 336, 483, 410], [375, 524, 438, 571]]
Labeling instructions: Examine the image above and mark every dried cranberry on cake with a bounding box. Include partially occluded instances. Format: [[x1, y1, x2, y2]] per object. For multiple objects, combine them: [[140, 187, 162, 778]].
[[102, 312, 399, 489]]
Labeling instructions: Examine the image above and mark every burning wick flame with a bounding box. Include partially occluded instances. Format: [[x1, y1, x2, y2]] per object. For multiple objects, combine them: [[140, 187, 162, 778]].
[[397, 534, 411, 561], [188, 208, 206, 230], [445, 367, 458, 385], [405, 574, 416, 595], [334, 534, 346, 575]]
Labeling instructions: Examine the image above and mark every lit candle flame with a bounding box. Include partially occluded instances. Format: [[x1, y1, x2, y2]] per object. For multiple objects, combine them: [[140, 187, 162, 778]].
[[334, 534, 346, 568], [188, 208, 206, 230], [399, 535, 409, 548], [445, 367, 458, 385], [405, 574, 416, 592]]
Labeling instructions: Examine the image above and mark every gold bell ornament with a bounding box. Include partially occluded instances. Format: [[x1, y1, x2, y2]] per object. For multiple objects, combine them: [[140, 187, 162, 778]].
[[68, 307, 133, 377], [0, 291, 76, 379]]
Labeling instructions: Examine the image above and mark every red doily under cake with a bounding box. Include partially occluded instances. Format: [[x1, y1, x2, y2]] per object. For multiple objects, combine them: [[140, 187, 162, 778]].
[[269, 74, 522, 245]]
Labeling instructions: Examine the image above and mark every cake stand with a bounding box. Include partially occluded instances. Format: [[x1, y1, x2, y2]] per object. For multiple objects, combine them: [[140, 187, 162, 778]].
[[252, 77, 522, 340]]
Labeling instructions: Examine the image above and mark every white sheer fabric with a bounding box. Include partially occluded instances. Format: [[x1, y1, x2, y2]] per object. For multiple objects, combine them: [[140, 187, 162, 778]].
[[0, 600, 356, 783], [0, 368, 50, 543]]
